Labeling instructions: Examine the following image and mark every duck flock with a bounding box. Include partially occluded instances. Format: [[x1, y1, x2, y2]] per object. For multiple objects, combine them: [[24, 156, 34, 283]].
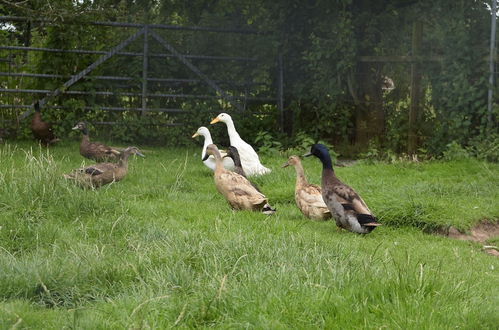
[[30, 107, 381, 235]]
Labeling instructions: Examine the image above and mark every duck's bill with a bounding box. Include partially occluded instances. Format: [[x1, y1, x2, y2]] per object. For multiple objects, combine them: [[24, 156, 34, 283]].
[[136, 151, 145, 158], [281, 162, 290, 168], [192, 132, 199, 138], [210, 117, 220, 124], [302, 152, 312, 157], [72, 125, 79, 130], [202, 154, 209, 161]]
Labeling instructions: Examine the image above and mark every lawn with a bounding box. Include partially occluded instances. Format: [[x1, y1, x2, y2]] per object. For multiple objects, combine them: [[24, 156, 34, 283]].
[[1, 141, 498, 329]]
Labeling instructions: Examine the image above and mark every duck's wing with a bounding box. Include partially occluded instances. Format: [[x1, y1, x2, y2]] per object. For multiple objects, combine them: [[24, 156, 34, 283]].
[[218, 171, 267, 205], [298, 184, 328, 208], [90, 142, 121, 156], [332, 183, 372, 215], [232, 141, 270, 176], [84, 163, 116, 175], [332, 182, 380, 226], [85, 167, 104, 176]]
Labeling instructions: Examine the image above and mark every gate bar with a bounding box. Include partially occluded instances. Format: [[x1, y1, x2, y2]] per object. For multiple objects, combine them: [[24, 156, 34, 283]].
[[0, 88, 276, 101], [0, 45, 256, 62], [150, 30, 244, 112], [0, 72, 265, 87], [0, 16, 264, 35], [17, 27, 145, 120], [0, 104, 186, 112]]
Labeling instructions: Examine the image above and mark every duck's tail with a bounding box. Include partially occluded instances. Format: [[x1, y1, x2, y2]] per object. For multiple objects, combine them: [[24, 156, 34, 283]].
[[262, 203, 276, 215], [248, 164, 271, 176], [63, 173, 75, 180], [357, 214, 382, 227]]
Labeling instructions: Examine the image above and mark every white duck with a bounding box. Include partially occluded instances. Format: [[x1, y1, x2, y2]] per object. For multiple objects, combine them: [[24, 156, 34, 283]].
[[210, 113, 271, 176], [192, 126, 235, 171]]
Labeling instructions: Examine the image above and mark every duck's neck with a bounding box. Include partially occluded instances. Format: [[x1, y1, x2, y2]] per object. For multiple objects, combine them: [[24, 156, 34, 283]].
[[320, 153, 333, 170], [294, 162, 308, 187], [118, 153, 131, 169], [212, 149, 224, 174], [81, 129, 90, 142], [231, 153, 242, 168], [202, 133, 213, 158], [319, 154, 335, 185], [224, 119, 241, 143], [32, 112, 41, 122]]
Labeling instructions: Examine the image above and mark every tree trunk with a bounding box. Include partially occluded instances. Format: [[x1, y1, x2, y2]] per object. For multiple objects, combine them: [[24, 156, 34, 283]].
[[353, 62, 385, 147], [408, 21, 423, 154]]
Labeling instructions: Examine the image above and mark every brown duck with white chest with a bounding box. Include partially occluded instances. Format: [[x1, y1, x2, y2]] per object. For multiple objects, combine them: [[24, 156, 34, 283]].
[[72, 121, 121, 162]]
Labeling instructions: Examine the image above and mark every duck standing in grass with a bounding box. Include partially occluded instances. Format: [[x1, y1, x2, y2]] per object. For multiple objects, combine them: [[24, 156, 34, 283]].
[[304, 144, 381, 233], [203, 144, 275, 214], [192, 126, 234, 171], [210, 113, 271, 176], [282, 155, 331, 221], [31, 101, 59, 145], [72, 121, 121, 162], [63, 146, 144, 188]]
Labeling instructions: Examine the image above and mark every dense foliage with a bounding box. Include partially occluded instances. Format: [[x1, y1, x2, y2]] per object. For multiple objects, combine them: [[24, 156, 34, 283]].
[[0, 0, 498, 158]]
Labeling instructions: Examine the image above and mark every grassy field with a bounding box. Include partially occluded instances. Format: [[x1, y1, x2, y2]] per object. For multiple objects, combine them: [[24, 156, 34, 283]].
[[1, 141, 498, 329]]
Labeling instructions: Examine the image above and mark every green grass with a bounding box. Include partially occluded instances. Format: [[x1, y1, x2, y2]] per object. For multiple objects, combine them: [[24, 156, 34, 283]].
[[1, 141, 498, 329]]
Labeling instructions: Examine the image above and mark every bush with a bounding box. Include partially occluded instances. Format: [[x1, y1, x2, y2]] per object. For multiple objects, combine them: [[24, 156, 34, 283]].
[[468, 133, 499, 162]]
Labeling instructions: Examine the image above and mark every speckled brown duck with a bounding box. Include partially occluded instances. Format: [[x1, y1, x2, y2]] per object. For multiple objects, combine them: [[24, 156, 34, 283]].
[[203, 144, 275, 214], [63, 146, 144, 189], [282, 155, 331, 221], [31, 101, 59, 145], [72, 121, 120, 162]]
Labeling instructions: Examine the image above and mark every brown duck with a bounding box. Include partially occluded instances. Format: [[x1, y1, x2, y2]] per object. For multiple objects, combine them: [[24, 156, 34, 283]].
[[203, 144, 275, 214], [304, 144, 381, 234], [282, 155, 331, 221], [31, 101, 58, 145], [63, 146, 144, 188], [72, 121, 120, 161]]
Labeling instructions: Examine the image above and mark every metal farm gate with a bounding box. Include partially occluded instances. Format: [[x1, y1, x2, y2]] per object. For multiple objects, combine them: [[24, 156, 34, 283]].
[[0, 16, 282, 136]]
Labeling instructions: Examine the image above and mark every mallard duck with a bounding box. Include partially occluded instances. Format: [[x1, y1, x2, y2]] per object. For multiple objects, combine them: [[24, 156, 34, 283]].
[[192, 126, 235, 171], [203, 144, 275, 214], [210, 113, 271, 176], [72, 121, 121, 162], [63, 146, 144, 188], [282, 155, 331, 221], [31, 101, 59, 145], [304, 144, 381, 233]]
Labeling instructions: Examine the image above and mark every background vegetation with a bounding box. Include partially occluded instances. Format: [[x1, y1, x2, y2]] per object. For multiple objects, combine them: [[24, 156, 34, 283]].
[[0, 0, 498, 158]]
